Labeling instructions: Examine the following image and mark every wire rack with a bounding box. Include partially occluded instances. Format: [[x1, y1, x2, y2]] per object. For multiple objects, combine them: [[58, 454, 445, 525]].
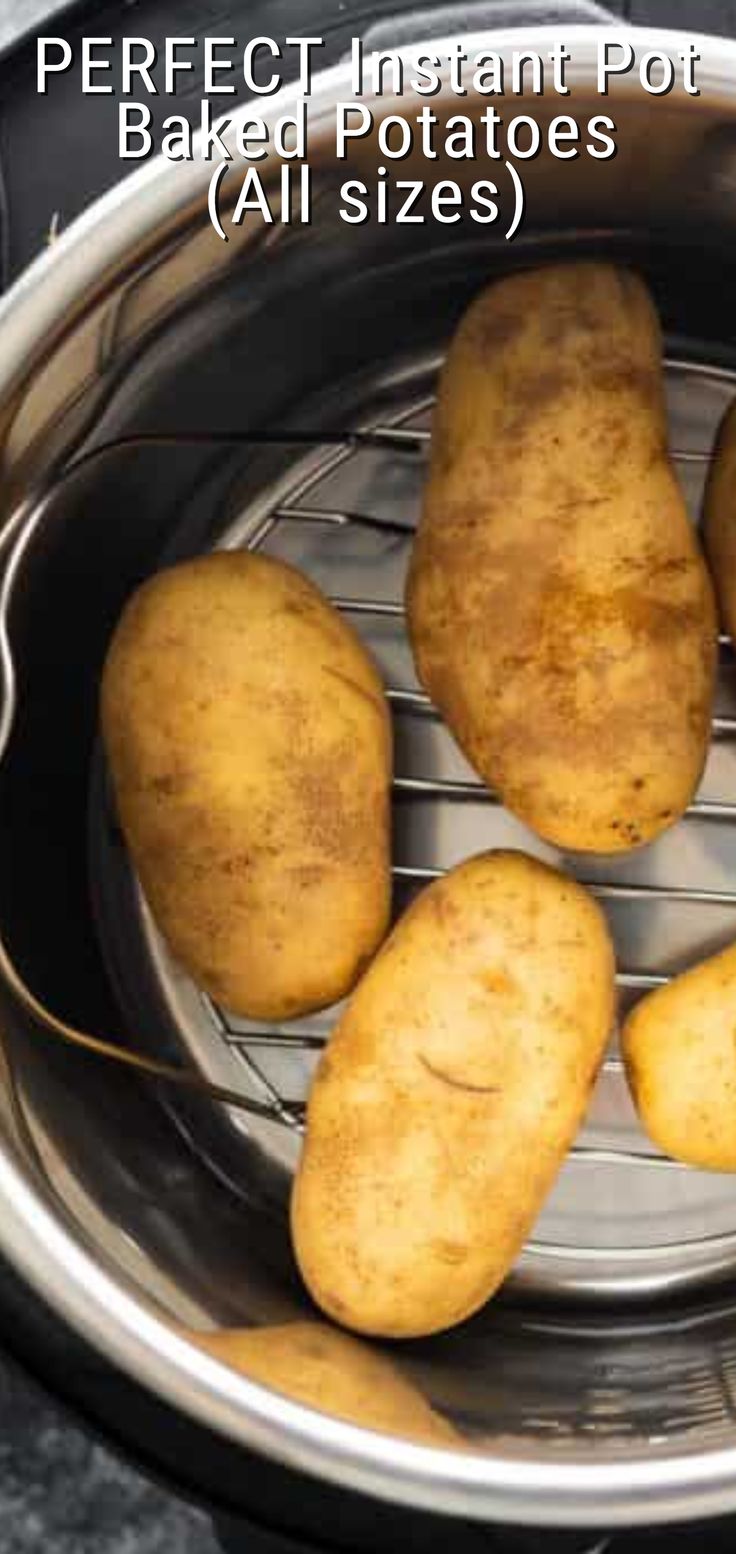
[[98, 347, 736, 1299]]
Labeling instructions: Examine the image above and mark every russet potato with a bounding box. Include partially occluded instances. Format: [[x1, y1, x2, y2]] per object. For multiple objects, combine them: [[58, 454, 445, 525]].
[[406, 261, 717, 853], [192, 1320, 459, 1444], [291, 850, 615, 1338], [101, 551, 392, 1021], [623, 944, 736, 1171]]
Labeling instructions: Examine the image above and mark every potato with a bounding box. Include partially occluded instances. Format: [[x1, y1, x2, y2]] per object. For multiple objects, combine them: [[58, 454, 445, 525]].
[[703, 399, 736, 642], [291, 850, 615, 1338], [191, 1320, 459, 1444], [623, 944, 736, 1171], [406, 262, 716, 853], [101, 551, 391, 1021]]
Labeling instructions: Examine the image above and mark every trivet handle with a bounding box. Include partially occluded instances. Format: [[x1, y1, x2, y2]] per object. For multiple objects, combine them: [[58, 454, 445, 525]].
[[0, 916, 286, 1123]]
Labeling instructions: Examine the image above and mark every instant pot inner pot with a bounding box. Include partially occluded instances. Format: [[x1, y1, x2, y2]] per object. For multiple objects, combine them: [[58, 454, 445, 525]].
[[4, 66, 736, 1500]]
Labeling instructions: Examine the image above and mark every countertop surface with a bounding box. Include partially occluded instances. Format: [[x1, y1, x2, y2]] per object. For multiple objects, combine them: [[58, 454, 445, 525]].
[[0, 1351, 218, 1554]]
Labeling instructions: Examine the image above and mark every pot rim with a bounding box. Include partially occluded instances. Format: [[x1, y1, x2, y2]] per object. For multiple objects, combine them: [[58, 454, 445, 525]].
[[1, 23, 736, 1528]]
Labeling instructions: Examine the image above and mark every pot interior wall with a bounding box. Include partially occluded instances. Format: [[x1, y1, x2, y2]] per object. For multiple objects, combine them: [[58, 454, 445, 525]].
[[2, 65, 736, 1492]]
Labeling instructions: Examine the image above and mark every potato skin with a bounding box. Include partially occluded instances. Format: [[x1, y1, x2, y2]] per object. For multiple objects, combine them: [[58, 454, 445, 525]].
[[101, 552, 391, 1021], [291, 850, 615, 1339], [191, 1321, 458, 1444], [704, 399, 736, 642], [406, 262, 716, 853], [623, 945, 736, 1171]]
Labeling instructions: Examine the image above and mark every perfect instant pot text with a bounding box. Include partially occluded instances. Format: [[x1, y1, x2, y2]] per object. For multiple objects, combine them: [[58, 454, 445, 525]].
[[37, 33, 702, 241]]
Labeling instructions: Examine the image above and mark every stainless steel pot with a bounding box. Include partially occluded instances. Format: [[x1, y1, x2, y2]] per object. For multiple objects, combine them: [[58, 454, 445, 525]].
[[2, 5, 736, 1534]]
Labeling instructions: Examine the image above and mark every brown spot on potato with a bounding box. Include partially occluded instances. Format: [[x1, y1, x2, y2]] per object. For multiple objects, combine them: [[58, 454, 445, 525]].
[[472, 307, 524, 354], [588, 363, 657, 400], [220, 853, 252, 877], [148, 773, 184, 798], [481, 968, 515, 995], [504, 368, 566, 438], [293, 858, 326, 884], [429, 888, 461, 926], [432, 1240, 469, 1266]]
